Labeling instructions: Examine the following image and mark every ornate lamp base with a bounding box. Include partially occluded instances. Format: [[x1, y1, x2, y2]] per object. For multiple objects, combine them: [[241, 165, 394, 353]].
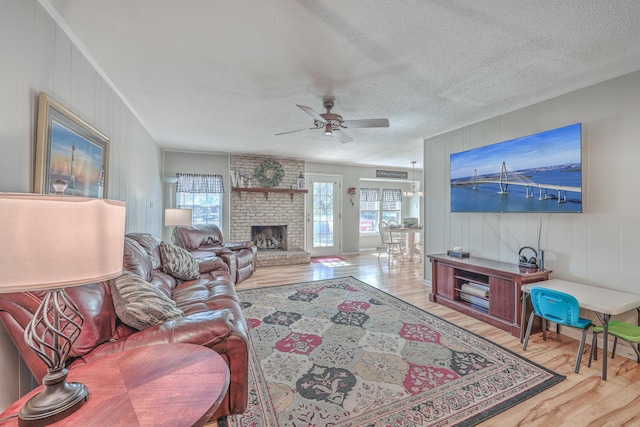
[[18, 368, 88, 427], [19, 289, 89, 426]]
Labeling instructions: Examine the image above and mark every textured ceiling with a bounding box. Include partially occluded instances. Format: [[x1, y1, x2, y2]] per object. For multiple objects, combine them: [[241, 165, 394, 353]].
[[43, 0, 640, 169]]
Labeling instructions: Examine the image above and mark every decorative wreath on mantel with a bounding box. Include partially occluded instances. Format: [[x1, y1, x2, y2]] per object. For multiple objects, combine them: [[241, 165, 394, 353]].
[[255, 159, 285, 188]]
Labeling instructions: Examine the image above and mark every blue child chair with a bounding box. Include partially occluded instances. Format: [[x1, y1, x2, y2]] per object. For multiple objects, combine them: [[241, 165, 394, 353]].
[[522, 286, 592, 373]]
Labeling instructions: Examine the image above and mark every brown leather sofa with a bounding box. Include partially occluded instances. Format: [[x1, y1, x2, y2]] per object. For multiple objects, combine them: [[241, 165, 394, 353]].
[[0, 232, 248, 421], [172, 225, 257, 284]]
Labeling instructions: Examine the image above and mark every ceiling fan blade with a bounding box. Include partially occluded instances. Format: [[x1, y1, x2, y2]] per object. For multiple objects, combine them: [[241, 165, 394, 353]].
[[297, 104, 327, 124], [342, 118, 389, 128], [275, 128, 316, 136], [332, 129, 353, 143]]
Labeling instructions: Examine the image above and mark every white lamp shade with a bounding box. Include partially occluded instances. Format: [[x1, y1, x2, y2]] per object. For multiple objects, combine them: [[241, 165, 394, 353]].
[[0, 193, 126, 292], [165, 208, 192, 226]]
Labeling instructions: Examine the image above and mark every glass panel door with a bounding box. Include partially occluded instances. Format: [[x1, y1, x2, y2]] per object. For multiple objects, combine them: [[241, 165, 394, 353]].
[[306, 175, 341, 257]]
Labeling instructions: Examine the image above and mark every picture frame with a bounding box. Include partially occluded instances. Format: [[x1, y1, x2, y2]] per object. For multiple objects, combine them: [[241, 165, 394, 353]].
[[34, 92, 110, 198]]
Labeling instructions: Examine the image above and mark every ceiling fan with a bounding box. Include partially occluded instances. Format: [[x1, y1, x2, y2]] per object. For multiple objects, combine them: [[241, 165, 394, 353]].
[[275, 97, 389, 143]]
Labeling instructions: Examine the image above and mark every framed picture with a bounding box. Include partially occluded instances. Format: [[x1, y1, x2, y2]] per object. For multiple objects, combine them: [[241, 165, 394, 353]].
[[34, 92, 109, 198]]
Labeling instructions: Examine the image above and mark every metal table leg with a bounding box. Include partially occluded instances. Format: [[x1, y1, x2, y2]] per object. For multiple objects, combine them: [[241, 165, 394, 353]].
[[594, 312, 610, 381], [520, 291, 528, 343]]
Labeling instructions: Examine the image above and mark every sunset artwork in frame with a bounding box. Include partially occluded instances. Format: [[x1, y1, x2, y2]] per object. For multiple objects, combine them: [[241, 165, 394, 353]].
[[34, 92, 109, 198]]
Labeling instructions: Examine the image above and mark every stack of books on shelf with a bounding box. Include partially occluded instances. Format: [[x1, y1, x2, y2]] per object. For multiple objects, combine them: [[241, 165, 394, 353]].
[[459, 282, 489, 311], [461, 282, 489, 297]]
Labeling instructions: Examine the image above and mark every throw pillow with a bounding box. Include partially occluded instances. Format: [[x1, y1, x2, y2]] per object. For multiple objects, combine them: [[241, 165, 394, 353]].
[[159, 241, 200, 281], [126, 233, 162, 270], [109, 271, 184, 330]]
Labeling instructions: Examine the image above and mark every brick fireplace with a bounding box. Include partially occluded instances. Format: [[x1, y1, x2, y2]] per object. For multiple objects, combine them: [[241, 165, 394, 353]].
[[229, 155, 310, 267]]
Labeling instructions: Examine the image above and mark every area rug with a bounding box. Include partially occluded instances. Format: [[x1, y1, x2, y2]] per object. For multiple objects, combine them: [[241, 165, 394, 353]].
[[222, 277, 564, 426], [311, 256, 347, 263]]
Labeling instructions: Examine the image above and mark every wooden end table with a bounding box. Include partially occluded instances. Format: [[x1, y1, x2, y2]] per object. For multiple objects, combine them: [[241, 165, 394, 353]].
[[0, 344, 229, 427]]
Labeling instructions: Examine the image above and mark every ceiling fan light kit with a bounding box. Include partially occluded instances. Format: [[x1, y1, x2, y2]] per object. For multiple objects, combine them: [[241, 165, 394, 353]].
[[276, 97, 389, 143]]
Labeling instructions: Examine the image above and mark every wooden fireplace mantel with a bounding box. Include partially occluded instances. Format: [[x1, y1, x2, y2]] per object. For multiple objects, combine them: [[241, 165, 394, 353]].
[[232, 187, 308, 200]]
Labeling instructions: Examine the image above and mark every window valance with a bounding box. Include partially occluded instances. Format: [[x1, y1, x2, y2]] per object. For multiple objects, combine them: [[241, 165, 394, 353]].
[[360, 188, 381, 202], [382, 189, 402, 202], [176, 173, 225, 193]]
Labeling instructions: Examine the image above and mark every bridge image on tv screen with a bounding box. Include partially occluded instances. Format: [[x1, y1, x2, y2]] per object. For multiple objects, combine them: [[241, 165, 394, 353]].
[[450, 123, 582, 213]]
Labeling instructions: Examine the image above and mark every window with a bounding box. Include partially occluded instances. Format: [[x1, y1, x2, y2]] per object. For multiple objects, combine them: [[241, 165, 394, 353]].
[[359, 187, 402, 234], [381, 200, 402, 224], [360, 200, 379, 232], [359, 188, 380, 233], [381, 188, 402, 225], [175, 173, 224, 227], [176, 193, 222, 226]]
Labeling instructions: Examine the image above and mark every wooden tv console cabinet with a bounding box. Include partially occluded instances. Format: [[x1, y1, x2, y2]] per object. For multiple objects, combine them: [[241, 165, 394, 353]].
[[427, 253, 551, 338]]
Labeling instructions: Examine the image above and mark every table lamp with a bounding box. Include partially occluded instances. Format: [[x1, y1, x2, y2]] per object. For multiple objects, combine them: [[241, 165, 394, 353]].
[[0, 193, 126, 426], [164, 208, 192, 227], [164, 208, 192, 243]]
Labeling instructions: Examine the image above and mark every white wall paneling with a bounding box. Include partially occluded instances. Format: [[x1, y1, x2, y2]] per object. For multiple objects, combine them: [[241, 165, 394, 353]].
[[0, 0, 163, 410], [424, 70, 640, 333]]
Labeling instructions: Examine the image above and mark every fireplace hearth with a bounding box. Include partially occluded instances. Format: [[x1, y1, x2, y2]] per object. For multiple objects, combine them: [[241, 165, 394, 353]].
[[251, 225, 287, 251]]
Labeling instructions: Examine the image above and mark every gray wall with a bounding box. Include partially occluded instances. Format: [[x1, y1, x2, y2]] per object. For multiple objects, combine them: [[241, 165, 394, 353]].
[[424, 70, 640, 329], [305, 161, 421, 254], [0, 0, 163, 410], [163, 151, 231, 240]]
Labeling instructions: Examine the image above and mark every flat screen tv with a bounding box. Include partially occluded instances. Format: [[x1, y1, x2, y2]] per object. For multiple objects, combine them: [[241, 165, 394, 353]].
[[450, 123, 582, 213]]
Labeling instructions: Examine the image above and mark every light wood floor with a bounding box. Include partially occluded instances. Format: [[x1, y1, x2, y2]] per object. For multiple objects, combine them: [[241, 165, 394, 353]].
[[225, 252, 640, 426]]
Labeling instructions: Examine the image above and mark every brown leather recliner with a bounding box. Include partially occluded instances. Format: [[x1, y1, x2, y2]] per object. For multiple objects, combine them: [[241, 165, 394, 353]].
[[0, 232, 249, 421], [172, 225, 257, 284]]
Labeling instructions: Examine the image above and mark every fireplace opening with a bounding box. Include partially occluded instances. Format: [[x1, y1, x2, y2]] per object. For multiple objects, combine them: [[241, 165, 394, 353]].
[[251, 225, 287, 251]]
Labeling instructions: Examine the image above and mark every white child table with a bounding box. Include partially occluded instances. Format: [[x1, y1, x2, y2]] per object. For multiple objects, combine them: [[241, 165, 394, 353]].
[[521, 279, 640, 380]]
